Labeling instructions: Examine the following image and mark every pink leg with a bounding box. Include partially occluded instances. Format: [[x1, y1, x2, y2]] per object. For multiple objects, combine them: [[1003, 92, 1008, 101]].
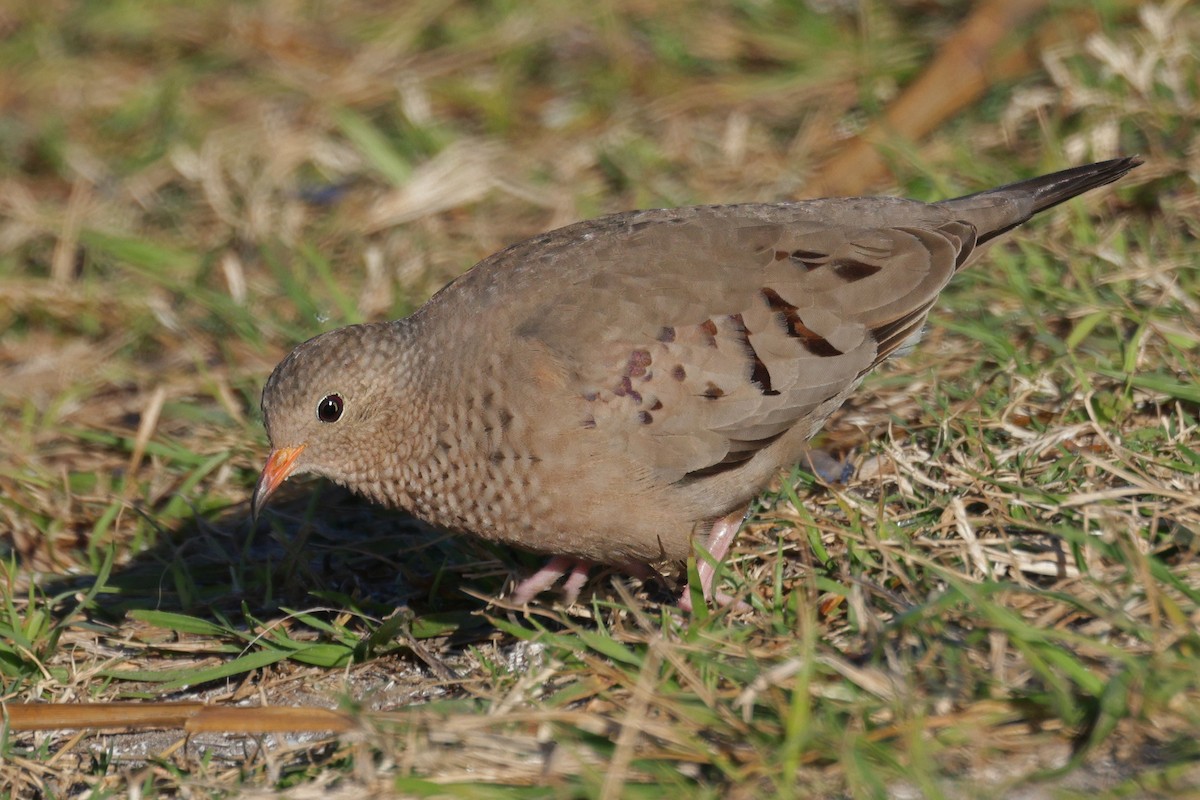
[[679, 506, 752, 612], [560, 560, 592, 606], [509, 556, 592, 605]]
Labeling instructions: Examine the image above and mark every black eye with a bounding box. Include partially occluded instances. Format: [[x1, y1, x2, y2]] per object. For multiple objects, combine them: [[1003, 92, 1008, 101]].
[[317, 394, 344, 423]]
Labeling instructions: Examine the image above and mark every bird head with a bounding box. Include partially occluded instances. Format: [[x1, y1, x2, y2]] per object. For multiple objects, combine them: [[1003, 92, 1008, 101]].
[[253, 322, 406, 520]]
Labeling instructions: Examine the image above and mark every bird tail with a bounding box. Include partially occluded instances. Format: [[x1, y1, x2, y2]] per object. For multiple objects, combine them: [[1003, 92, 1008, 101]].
[[938, 156, 1142, 245]]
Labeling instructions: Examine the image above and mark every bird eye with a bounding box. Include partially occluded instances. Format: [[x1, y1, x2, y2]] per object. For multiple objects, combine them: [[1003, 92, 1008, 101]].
[[316, 394, 344, 423]]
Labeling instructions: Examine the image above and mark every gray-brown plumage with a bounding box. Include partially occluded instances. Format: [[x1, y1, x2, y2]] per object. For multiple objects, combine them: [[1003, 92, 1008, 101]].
[[254, 158, 1140, 609]]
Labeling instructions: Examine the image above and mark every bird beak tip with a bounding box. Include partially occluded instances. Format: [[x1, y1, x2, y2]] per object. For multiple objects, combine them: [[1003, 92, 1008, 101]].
[[251, 444, 306, 523], [250, 488, 266, 524]]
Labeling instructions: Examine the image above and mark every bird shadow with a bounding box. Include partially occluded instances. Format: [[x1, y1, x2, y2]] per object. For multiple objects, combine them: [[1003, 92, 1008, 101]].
[[36, 479, 519, 657], [30, 440, 866, 646]]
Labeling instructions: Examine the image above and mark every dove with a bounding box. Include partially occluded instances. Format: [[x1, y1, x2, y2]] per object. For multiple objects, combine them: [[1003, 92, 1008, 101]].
[[253, 157, 1139, 609]]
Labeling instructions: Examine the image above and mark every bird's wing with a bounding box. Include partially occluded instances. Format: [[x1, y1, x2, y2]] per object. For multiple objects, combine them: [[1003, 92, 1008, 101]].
[[442, 201, 975, 483], [428, 157, 1137, 484]]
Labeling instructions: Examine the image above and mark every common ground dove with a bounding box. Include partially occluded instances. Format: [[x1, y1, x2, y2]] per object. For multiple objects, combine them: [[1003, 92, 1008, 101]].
[[254, 157, 1140, 610]]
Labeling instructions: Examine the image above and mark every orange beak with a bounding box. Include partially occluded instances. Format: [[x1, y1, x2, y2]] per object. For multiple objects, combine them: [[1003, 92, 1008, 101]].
[[252, 444, 306, 521]]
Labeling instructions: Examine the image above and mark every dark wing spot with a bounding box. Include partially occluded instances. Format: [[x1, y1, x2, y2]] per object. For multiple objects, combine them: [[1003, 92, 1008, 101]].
[[802, 334, 843, 358], [760, 287, 788, 311], [638, 410, 653, 425], [699, 318, 719, 347], [672, 365, 687, 381], [582, 415, 596, 429], [794, 249, 829, 271], [831, 259, 882, 282], [778, 248, 827, 267], [627, 349, 652, 377], [749, 351, 778, 395], [583, 390, 598, 402], [657, 326, 676, 343], [614, 376, 642, 403], [497, 408, 514, 430], [760, 287, 844, 357], [728, 313, 778, 396], [702, 382, 725, 399]]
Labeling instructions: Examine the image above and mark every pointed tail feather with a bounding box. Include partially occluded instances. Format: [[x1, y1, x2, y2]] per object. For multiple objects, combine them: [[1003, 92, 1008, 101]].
[[938, 156, 1142, 245]]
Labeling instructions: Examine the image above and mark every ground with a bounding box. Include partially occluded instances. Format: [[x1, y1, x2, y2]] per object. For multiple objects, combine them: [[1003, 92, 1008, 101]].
[[1, 0, 1199, 797]]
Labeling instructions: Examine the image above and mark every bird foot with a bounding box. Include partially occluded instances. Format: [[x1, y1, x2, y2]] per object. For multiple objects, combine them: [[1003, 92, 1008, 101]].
[[677, 506, 752, 612], [509, 559, 668, 607], [509, 556, 592, 606], [509, 510, 754, 611]]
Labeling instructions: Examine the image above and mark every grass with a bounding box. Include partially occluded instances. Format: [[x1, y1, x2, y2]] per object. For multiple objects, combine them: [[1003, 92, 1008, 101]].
[[1, 0, 1198, 797]]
